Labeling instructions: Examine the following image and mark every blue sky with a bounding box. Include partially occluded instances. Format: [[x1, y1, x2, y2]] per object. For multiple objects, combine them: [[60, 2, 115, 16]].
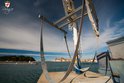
[[0, 0, 124, 60]]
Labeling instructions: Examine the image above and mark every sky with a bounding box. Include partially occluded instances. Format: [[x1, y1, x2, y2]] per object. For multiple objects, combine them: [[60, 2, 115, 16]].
[[0, 0, 124, 60]]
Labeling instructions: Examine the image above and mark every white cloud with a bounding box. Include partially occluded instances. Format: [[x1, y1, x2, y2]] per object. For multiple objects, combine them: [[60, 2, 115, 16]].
[[80, 19, 124, 52], [0, 20, 73, 52], [0, 25, 40, 51]]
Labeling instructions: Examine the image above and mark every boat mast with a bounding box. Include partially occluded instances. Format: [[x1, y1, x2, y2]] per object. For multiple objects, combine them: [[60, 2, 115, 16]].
[[62, 0, 81, 73], [62, 0, 78, 47]]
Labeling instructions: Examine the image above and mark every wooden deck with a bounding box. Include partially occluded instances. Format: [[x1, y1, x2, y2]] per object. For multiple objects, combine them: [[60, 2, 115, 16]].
[[37, 71, 113, 83]]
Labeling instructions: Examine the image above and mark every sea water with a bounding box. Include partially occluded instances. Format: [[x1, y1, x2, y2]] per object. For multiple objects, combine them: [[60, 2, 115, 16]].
[[0, 62, 98, 83]]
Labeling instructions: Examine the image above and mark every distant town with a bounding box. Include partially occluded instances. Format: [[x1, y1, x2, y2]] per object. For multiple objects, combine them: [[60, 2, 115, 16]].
[[54, 57, 97, 62]]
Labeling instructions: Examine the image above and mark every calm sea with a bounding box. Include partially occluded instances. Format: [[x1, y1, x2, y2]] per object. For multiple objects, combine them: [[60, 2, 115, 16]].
[[0, 62, 98, 83]]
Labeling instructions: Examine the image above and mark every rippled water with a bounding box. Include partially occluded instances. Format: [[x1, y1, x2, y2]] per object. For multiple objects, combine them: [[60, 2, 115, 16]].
[[0, 62, 98, 83], [0, 63, 41, 83]]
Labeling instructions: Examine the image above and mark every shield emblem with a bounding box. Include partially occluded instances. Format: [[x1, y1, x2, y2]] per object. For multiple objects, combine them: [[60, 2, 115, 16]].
[[5, 1, 11, 8]]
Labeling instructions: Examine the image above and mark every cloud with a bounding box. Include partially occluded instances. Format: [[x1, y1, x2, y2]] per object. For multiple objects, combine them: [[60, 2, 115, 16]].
[[0, 16, 73, 52], [80, 18, 124, 53], [0, 25, 40, 51], [117, 19, 124, 24]]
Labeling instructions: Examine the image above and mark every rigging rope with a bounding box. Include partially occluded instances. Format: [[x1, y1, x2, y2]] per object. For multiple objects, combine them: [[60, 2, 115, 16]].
[[59, 0, 85, 82], [40, 16, 55, 83]]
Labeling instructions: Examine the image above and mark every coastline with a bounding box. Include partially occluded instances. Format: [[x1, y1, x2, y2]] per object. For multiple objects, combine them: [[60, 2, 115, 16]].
[[0, 61, 37, 64], [0, 60, 98, 64]]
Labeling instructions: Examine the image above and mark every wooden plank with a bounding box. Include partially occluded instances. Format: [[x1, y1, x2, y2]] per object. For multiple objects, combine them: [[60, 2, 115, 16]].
[[37, 71, 113, 83], [54, 5, 88, 25], [37, 71, 78, 83], [58, 15, 82, 29], [72, 71, 113, 83]]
